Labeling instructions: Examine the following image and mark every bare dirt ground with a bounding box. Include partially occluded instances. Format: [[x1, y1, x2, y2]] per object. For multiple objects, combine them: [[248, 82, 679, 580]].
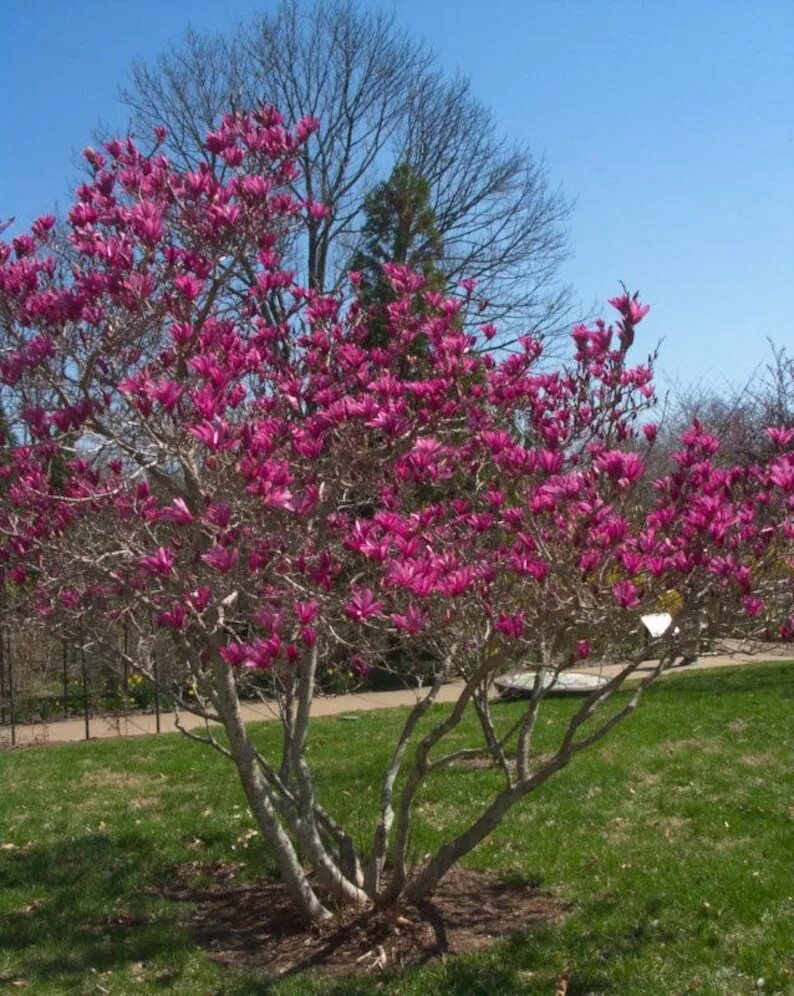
[[2, 644, 789, 749]]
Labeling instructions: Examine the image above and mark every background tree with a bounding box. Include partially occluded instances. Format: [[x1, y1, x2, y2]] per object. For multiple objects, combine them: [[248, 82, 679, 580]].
[[350, 161, 444, 348], [651, 343, 794, 475], [119, 0, 573, 343]]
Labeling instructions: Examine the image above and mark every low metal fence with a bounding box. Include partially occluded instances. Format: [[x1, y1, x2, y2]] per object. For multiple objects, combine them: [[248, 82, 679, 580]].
[[0, 626, 174, 746]]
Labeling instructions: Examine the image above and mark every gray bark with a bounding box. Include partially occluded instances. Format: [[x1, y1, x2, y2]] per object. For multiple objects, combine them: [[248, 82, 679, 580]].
[[210, 653, 332, 923]]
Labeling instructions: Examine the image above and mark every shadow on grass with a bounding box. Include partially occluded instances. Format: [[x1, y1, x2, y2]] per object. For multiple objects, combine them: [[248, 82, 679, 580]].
[[1, 833, 576, 994], [0, 831, 193, 988]]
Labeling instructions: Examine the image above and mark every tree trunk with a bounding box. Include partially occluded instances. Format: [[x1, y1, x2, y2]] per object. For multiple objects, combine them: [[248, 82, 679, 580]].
[[210, 655, 332, 923], [286, 648, 370, 907]]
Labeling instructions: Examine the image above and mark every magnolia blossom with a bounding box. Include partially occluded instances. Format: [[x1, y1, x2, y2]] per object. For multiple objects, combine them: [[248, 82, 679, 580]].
[[345, 589, 384, 622], [139, 548, 176, 576]]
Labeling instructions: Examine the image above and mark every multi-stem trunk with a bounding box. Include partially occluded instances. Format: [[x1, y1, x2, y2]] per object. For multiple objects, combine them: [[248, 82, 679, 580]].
[[207, 642, 369, 919], [285, 645, 370, 907], [209, 653, 332, 923], [403, 653, 670, 903]]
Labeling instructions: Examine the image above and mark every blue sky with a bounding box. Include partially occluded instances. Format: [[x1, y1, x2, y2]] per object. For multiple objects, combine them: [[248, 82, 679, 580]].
[[1, 0, 792, 395]]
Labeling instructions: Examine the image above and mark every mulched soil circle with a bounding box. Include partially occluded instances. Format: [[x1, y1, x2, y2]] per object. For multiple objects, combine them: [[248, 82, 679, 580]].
[[163, 862, 569, 978]]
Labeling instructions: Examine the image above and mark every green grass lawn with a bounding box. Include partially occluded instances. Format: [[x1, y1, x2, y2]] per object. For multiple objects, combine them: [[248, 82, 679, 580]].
[[1, 662, 792, 995]]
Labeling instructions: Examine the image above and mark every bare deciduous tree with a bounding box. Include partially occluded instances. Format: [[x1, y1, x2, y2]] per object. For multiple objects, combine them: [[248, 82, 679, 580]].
[[119, 0, 574, 344], [653, 342, 794, 472]]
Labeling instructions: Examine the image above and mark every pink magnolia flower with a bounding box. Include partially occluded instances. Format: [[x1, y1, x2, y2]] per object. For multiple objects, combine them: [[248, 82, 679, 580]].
[[646, 556, 669, 578], [308, 552, 340, 590], [345, 589, 384, 622], [350, 656, 373, 678], [536, 450, 564, 475], [643, 423, 659, 443], [578, 550, 602, 574], [495, 611, 525, 639], [169, 322, 194, 347], [612, 580, 641, 609], [300, 626, 317, 647], [678, 424, 720, 456], [190, 420, 230, 450], [390, 605, 427, 634], [608, 292, 650, 325], [219, 642, 248, 667], [159, 498, 194, 524], [253, 605, 282, 633], [595, 450, 645, 485], [294, 114, 321, 142], [385, 560, 433, 594], [294, 600, 319, 624], [60, 588, 80, 609], [769, 461, 794, 492], [173, 274, 204, 300], [509, 553, 549, 582], [619, 551, 644, 574], [8, 565, 27, 585], [244, 636, 281, 669], [188, 587, 212, 612], [765, 426, 794, 448], [157, 604, 187, 629], [139, 547, 175, 576], [31, 215, 56, 241], [201, 545, 239, 573], [205, 502, 231, 528], [304, 199, 329, 220], [439, 567, 478, 596]]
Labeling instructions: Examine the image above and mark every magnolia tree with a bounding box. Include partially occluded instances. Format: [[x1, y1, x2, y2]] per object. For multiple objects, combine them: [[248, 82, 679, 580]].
[[1, 108, 792, 923]]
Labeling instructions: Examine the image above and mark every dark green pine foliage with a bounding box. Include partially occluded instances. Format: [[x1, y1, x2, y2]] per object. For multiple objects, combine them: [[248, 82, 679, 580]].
[[352, 163, 445, 349]]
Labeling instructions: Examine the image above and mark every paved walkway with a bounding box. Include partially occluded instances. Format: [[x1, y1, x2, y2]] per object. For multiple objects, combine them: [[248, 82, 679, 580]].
[[2, 646, 789, 749]]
